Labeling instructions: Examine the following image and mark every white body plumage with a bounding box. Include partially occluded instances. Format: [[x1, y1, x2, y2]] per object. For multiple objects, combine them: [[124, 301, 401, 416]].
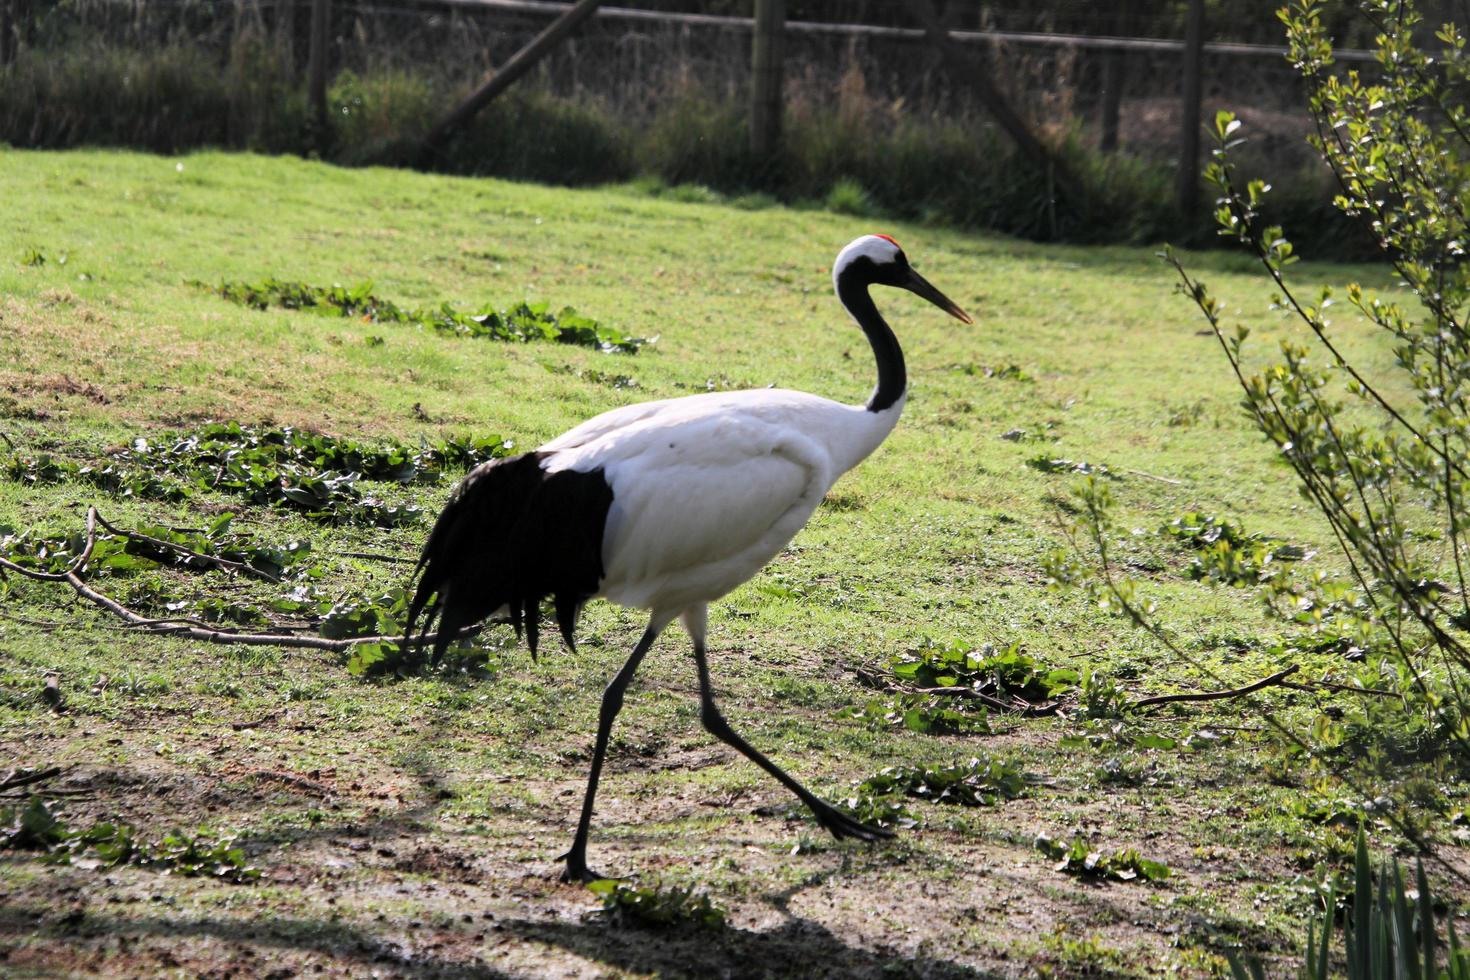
[[541, 387, 905, 614]]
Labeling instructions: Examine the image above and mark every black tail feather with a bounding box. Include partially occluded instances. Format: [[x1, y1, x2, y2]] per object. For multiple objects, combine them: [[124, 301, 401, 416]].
[[554, 592, 580, 653], [405, 452, 612, 663]]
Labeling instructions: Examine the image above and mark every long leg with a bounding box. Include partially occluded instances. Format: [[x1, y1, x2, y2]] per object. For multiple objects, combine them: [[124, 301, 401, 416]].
[[682, 605, 892, 842], [560, 618, 665, 883]]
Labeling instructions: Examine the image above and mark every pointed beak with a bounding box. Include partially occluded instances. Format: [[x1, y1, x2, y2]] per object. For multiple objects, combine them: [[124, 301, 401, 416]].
[[903, 267, 972, 324]]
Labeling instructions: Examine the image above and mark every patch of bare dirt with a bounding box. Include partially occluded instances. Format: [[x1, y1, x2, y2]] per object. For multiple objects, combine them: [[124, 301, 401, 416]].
[[4, 373, 112, 405]]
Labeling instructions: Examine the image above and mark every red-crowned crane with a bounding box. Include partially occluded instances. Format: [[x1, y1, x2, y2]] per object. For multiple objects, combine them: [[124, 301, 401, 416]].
[[405, 234, 971, 882]]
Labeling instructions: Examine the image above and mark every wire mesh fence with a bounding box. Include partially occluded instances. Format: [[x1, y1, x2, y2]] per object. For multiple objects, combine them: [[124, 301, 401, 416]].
[[4, 0, 1358, 166], [0, 0, 1390, 248]]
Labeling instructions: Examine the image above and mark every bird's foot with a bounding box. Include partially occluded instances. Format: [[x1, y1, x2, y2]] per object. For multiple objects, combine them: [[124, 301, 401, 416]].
[[808, 797, 896, 843], [557, 849, 617, 884]]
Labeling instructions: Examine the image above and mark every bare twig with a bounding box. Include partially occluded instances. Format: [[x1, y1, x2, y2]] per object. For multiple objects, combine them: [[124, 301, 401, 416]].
[[64, 568, 467, 651], [1131, 665, 1300, 711], [0, 610, 65, 630], [846, 662, 1060, 716], [0, 507, 475, 654], [1124, 468, 1184, 486], [849, 665, 891, 690], [0, 766, 63, 792], [243, 768, 331, 796], [231, 710, 284, 731], [915, 685, 1063, 717], [1281, 679, 1400, 699], [335, 550, 416, 565]]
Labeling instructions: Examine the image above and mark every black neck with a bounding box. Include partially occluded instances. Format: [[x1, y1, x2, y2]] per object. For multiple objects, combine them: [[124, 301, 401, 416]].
[[837, 265, 906, 413]]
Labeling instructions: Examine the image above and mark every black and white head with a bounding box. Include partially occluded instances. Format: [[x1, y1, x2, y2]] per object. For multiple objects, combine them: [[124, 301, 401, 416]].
[[832, 234, 973, 324]]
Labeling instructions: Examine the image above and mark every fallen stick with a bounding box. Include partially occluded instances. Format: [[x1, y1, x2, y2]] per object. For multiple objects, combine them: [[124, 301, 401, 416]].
[[914, 685, 1063, 717], [64, 568, 468, 652], [846, 663, 1060, 716], [1125, 468, 1184, 486], [335, 550, 416, 565], [4, 507, 476, 655], [0, 766, 63, 792], [1281, 679, 1399, 699], [231, 710, 285, 731], [1131, 665, 1300, 711]]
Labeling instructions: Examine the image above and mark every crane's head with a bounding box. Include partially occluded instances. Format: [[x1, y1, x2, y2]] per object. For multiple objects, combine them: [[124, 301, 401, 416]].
[[833, 234, 972, 324]]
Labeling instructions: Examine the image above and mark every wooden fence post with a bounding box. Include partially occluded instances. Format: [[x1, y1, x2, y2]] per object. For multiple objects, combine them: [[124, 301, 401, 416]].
[[1176, 0, 1205, 217], [1098, 1, 1134, 153], [276, 0, 296, 79], [750, 0, 784, 160], [419, 0, 603, 164], [308, 0, 331, 142], [0, 0, 14, 68]]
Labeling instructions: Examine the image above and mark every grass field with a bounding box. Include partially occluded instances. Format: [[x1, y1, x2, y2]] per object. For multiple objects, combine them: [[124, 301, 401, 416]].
[[0, 148, 1460, 978]]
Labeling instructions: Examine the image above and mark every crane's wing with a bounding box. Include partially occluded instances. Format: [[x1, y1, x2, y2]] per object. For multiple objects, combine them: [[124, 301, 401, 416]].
[[540, 396, 688, 453], [547, 411, 835, 610]]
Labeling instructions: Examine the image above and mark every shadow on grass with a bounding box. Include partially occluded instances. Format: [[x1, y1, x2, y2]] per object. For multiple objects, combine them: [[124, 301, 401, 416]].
[[0, 903, 515, 979], [0, 894, 995, 979], [486, 914, 995, 979]]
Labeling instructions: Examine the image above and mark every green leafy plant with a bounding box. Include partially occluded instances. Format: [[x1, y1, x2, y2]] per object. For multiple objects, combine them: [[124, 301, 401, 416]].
[[1034, 833, 1171, 884], [1163, 0, 1470, 770], [586, 879, 726, 930], [824, 177, 877, 217], [954, 362, 1033, 383], [1161, 512, 1309, 586], [2, 797, 257, 882], [204, 279, 651, 354], [854, 756, 1027, 808], [0, 515, 314, 583], [838, 693, 991, 735], [4, 423, 512, 525], [890, 638, 1077, 705], [1027, 456, 1116, 478], [547, 364, 640, 389], [1061, 720, 1178, 753], [1076, 667, 1131, 720]]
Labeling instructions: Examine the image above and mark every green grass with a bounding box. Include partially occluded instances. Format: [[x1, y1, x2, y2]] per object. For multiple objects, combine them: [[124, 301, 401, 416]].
[[0, 147, 1455, 977]]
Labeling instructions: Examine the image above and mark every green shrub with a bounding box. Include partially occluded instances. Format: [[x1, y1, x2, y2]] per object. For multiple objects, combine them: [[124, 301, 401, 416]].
[[634, 94, 752, 189], [329, 69, 437, 164], [824, 177, 876, 217], [447, 90, 631, 185]]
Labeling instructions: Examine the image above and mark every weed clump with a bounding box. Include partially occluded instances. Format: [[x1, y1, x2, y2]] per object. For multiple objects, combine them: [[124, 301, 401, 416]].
[[204, 280, 651, 354], [2, 797, 258, 883], [587, 880, 726, 931], [1034, 833, 1171, 884], [846, 755, 1028, 827]]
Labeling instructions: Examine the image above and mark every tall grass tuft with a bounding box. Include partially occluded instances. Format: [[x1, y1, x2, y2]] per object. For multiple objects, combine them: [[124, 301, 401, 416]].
[[1227, 831, 1470, 980]]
